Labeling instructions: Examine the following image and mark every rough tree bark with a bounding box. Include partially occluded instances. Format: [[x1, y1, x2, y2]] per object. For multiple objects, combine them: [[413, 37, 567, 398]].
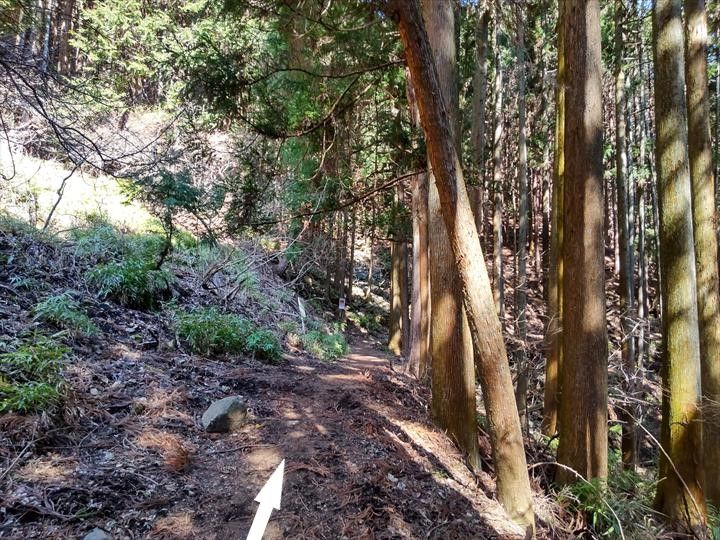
[[408, 171, 430, 380], [471, 4, 490, 233], [514, 1, 529, 429], [652, 0, 706, 527], [555, 0, 608, 486], [390, 0, 535, 531], [685, 0, 720, 511], [421, 0, 480, 472], [491, 26, 505, 318], [406, 73, 430, 381], [542, 0, 565, 438]]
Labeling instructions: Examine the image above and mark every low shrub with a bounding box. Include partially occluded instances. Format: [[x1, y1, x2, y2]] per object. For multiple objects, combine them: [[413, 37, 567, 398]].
[[347, 310, 383, 333], [301, 329, 348, 361], [71, 221, 127, 260], [0, 380, 61, 413], [0, 337, 67, 413], [87, 259, 173, 309], [175, 308, 281, 362], [244, 328, 282, 362], [558, 468, 660, 539], [33, 293, 98, 336]]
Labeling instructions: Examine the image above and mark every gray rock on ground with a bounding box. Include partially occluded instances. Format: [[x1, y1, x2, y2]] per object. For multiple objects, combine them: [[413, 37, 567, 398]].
[[83, 528, 112, 540], [202, 395, 248, 433]]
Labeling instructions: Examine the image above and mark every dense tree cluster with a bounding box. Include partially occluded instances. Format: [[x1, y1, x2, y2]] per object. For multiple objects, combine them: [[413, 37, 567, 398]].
[[2, 0, 720, 535]]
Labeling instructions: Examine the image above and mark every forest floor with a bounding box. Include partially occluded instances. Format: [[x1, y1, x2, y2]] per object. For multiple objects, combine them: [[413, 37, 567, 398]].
[[1, 329, 534, 539], [0, 221, 552, 539]]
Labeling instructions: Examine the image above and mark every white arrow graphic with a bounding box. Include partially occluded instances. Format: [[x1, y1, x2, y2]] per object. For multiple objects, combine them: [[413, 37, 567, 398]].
[[246, 459, 285, 540]]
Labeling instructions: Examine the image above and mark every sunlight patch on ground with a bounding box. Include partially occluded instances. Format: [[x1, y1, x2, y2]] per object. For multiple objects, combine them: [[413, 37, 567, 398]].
[[245, 446, 283, 472]]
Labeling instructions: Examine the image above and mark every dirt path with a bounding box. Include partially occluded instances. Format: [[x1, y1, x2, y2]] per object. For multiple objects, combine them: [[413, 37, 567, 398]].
[[2, 333, 527, 539]]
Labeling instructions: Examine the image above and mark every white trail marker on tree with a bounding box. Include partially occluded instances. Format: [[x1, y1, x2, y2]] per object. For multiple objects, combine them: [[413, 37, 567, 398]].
[[246, 459, 285, 540]]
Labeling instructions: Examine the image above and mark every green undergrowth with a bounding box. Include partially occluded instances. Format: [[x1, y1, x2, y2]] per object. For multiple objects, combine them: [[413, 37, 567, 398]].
[[301, 328, 348, 361], [70, 217, 175, 309], [4, 212, 348, 372], [0, 337, 68, 413], [33, 293, 98, 336], [709, 505, 720, 540], [557, 464, 660, 539], [175, 307, 281, 362], [87, 259, 174, 309], [347, 309, 383, 334], [281, 320, 349, 361]]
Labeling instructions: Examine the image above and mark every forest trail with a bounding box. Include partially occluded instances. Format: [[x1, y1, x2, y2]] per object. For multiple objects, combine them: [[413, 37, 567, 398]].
[[202, 334, 528, 539]]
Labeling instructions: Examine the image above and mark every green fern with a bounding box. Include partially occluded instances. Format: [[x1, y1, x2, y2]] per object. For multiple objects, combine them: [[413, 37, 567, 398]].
[[33, 293, 98, 336], [87, 259, 173, 309]]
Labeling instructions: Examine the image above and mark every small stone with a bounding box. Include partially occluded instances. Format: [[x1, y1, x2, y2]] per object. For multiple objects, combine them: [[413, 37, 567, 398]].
[[201, 396, 247, 433], [90, 388, 100, 396], [84, 528, 112, 540]]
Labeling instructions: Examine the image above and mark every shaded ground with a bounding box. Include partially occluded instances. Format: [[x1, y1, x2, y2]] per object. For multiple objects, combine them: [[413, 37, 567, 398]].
[[1, 319, 533, 539]]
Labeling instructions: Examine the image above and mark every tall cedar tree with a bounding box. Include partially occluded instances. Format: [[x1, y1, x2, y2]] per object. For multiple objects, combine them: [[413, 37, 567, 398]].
[[390, 0, 535, 532], [406, 70, 430, 380], [555, 0, 609, 486], [421, 0, 480, 471], [652, 0, 706, 527], [685, 0, 720, 510], [614, 0, 638, 470], [542, 0, 565, 437]]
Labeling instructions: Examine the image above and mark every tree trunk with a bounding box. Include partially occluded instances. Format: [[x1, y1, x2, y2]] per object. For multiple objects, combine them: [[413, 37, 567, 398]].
[[388, 238, 403, 356], [491, 31, 505, 318], [408, 172, 430, 381], [471, 5, 490, 233], [365, 207, 375, 300], [421, 0, 480, 473], [614, 0, 637, 471], [514, 1, 529, 430], [652, 0, 706, 526], [555, 0, 608, 487], [400, 234, 410, 359], [346, 210, 356, 302], [685, 0, 720, 511], [391, 0, 535, 531], [542, 0, 565, 438]]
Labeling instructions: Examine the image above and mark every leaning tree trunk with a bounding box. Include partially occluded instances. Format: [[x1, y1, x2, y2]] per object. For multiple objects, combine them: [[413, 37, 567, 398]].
[[391, 0, 535, 532], [652, 0, 706, 528], [555, 0, 609, 487], [421, 0, 480, 472], [685, 0, 720, 511]]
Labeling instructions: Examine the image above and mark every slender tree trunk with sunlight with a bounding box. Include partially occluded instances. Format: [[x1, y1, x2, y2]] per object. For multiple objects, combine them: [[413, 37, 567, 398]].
[[542, 0, 565, 438], [685, 0, 720, 511], [653, 0, 706, 527]]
